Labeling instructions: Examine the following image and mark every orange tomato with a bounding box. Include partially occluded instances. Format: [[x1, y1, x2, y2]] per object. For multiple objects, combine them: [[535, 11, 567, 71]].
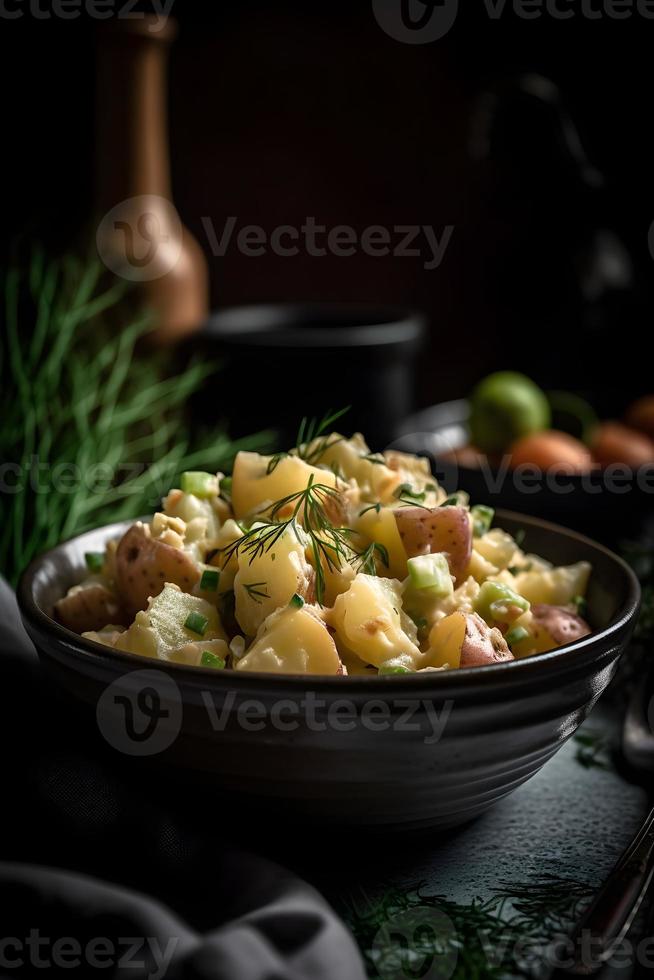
[[625, 395, 654, 441], [509, 430, 593, 474], [592, 422, 654, 468]]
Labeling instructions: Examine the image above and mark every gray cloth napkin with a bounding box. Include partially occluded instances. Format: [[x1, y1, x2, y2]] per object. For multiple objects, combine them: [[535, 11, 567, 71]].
[[0, 577, 366, 980]]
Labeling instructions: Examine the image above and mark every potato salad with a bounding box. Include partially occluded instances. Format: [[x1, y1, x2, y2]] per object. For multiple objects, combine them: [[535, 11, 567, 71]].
[[54, 428, 592, 675]]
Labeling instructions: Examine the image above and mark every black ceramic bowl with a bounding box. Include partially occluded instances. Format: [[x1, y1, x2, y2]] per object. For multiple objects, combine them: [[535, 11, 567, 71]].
[[394, 400, 654, 538], [195, 304, 425, 449], [18, 512, 639, 831]]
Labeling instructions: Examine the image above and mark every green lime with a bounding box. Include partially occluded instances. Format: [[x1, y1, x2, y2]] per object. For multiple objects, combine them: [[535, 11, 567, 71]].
[[469, 372, 550, 453]]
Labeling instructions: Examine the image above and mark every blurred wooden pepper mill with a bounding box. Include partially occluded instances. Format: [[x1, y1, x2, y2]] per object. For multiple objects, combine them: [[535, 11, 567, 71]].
[[95, 16, 208, 346]]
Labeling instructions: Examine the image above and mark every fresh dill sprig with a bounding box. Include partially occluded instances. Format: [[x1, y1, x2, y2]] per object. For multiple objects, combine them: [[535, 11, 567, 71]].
[[394, 483, 431, 509], [266, 407, 350, 474], [242, 581, 271, 603], [219, 474, 382, 604], [355, 541, 390, 576], [359, 502, 382, 518]]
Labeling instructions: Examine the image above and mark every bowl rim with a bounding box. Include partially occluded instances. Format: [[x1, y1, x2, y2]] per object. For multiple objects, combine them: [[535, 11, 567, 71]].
[[17, 509, 641, 693]]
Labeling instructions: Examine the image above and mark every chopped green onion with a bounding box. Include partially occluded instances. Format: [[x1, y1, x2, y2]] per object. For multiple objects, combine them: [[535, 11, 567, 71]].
[[289, 593, 305, 609], [200, 650, 225, 669], [514, 528, 526, 548], [505, 625, 530, 647], [181, 471, 217, 498], [572, 595, 588, 617], [475, 580, 530, 624], [379, 664, 412, 675], [394, 483, 426, 503], [84, 551, 105, 573], [407, 553, 453, 598], [441, 493, 465, 507], [200, 569, 220, 591], [409, 613, 429, 630], [184, 611, 209, 636], [219, 476, 233, 500], [508, 561, 532, 576], [471, 504, 495, 537]]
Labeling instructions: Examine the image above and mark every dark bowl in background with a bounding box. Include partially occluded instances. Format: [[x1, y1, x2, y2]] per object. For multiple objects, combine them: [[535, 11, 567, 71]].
[[18, 512, 640, 831], [194, 304, 426, 449], [394, 400, 654, 541]]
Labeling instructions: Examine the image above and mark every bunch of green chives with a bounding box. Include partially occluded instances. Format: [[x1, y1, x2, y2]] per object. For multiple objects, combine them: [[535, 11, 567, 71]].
[[0, 248, 270, 585]]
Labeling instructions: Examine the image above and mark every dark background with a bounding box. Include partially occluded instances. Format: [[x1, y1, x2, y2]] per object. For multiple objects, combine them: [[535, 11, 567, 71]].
[[1, 0, 651, 411]]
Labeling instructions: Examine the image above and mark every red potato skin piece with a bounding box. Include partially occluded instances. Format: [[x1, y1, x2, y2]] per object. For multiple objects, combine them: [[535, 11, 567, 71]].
[[531, 604, 591, 646], [115, 523, 200, 618], [460, 612, 513, 668], [54, 585, 129, 634], [394, 506, 472, 584]]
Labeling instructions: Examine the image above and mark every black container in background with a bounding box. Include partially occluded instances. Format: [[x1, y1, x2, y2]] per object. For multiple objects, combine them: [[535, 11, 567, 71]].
[[196, 304, 426, 450]]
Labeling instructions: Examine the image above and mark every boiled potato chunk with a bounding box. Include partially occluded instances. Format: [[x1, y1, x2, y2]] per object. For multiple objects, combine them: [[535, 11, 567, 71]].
[[511, 561, 591, 605], [115, 522, 200, 617], [234, 524, 313, 636], [168, 639, 229, 667], [426, 610, 512, 669], [330, 574, 423, 668], [394, 506, 472, 584], [464, 549, 499, 584], [426, 610, 467, 668], [56, 584, 128, 634], [384, 450, 439, 491], [473, 528, 518, 571], [114, 583, 226, 661], [321, 550, 356, 606], [209, 518, 243, 593], [162, 489, 222, 537], [236, 605, 342, 674], [356, 505, 409, 580], [315, 433, 402, 501], [530, 603, 591, 646], [509, 603, 590, 658], [231, 452, 339, 519]]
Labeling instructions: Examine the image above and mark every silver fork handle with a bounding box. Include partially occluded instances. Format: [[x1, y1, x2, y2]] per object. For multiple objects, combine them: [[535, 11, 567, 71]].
[[552, 805, 654, 976]]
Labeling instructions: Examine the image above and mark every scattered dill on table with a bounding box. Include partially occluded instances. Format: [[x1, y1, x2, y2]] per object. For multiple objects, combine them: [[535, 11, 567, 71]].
[[346, 876, 593, 980], [573, 730, 612, 771]]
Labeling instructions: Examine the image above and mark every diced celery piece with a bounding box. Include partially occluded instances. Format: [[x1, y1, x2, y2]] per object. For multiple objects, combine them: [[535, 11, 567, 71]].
[[180, 471, 217, 498], [407, 553, 453, 598], [475, 580, 529, 624]]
